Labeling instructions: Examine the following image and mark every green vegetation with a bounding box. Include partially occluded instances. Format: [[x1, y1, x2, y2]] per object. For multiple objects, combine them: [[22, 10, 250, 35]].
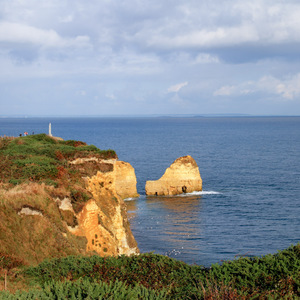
[[0, 245, 299, 299], [0, 134, 116, 185], [0, 279, 168, 300]]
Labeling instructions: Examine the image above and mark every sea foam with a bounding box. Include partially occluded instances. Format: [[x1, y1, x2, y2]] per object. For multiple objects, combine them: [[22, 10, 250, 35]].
[[176, 190, 221, 197]]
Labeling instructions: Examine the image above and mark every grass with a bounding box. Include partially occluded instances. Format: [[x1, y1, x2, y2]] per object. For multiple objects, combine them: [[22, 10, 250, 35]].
[[0, 134, 116, 185], [0, 183, 88, 266], [0, 244, 299, 299]]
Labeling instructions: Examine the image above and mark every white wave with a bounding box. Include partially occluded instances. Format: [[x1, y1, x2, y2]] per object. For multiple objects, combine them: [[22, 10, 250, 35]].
[[124, 197, 139, 201], [176, 190, 221, 197], [125, 191, 221, 200]]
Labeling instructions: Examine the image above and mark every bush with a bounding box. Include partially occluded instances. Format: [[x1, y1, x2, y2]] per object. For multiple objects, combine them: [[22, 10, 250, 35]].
[[24, 253, 205, 298], [0, 279, 168, 299], [23, 245, 300, 299], [207, 244, 300, 296], [64, 140, 87, 147]]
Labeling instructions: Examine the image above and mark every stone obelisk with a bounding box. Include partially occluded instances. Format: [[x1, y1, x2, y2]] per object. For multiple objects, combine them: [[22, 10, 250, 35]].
[[49, 123, 52, 137]]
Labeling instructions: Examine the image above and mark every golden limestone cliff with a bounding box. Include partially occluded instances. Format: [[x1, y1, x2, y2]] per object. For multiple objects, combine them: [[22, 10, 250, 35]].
[[145, 155, 202, 196], [114, 161, 140, 200], [68, 159, 139, 256]]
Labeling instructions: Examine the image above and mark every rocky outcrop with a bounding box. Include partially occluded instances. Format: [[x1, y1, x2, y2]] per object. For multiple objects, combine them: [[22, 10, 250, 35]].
[[145, 155, 202, 196], [70, 158, 139, 200], [67, 159, 139, 256], [115, 161, 139, 199]]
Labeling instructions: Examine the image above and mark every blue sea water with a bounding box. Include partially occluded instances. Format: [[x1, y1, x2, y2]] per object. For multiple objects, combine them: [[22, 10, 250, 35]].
[[1, 116, 299, 266]]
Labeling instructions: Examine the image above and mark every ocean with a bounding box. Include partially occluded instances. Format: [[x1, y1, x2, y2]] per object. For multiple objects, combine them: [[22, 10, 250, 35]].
[[1, 116, 299, 266]]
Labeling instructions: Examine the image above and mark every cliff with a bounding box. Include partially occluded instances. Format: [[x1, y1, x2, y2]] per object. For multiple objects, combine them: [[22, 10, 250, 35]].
[[68, 158, 139, 256], [115, 161, 139, 199], [0, 134, 138, 264], [145, 155, 202, 196]]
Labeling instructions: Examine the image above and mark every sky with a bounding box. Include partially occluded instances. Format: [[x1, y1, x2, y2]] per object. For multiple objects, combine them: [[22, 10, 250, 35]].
[[1, 0, 300, 116]]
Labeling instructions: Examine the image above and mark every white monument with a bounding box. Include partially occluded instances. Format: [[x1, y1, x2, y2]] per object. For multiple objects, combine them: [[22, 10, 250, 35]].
[[49, 123, 52, 136]]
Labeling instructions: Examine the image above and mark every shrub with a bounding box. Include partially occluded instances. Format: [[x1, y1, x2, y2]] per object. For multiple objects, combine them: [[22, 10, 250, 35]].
[[24, 253, 204, 298], [70, 189, 92, 213], [0, 279, 168, 299], [64, 140, 87, 147], [23, 245, 300, 299], [43, 179, 58, 188], [8, 179, 22, 186], [205, 244, 300, 297]]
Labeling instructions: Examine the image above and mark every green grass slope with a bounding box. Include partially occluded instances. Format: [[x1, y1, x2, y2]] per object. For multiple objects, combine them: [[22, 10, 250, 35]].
[[0, 134, 116, 186]]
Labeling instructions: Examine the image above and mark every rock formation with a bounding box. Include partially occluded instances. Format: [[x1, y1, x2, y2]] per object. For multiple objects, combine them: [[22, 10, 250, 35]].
[[145, 155, 202, 196], [69, 158, 139, 200], [115, 161, 139, 199], [67, 159, 139, 256]]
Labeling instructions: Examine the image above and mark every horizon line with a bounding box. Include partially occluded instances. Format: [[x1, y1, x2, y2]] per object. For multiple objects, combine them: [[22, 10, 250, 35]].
[[1, 113, 300, 118]]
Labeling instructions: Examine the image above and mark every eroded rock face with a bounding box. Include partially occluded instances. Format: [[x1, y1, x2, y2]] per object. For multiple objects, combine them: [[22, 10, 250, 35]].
[[68, 160, 139, 256], [70, 158, 139, 200], [115, 161, 139, 199], [145, 155, 202, 196]]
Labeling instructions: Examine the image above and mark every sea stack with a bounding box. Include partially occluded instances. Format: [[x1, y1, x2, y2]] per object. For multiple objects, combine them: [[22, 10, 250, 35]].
[[145, 155, 202, 196]]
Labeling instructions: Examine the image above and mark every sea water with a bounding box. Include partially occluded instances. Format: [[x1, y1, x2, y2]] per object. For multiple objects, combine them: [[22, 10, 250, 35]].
[[1, 116, 299, 266]]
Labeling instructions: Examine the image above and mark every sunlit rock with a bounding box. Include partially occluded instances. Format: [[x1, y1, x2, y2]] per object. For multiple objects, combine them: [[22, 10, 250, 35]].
[[69, 160, 139, 256], [145, 155, 202, 196], [115, 161, 139, 199]]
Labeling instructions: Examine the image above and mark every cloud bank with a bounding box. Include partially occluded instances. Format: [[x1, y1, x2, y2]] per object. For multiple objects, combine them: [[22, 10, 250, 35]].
[[0, 0, 300, 116]]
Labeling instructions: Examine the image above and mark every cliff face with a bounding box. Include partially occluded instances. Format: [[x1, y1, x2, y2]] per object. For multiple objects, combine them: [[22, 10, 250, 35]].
[[115, 161, 139, 199], [68, 160, 139, 256], [145, 155, 202, 196]]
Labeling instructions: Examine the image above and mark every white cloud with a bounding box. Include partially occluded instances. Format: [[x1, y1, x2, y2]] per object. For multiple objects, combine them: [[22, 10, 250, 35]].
[[258, 75, 300, 100], [148, 25, 259, 50], [194, 53, 219, 64], [214, 74, 300, 100], [167, 81, 188, 93], [213, 85, 237, 96], [0, 22, 90, 48]]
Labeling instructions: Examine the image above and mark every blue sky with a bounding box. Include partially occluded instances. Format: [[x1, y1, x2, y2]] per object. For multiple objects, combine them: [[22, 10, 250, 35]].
[[1, 0, 300, 116]]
